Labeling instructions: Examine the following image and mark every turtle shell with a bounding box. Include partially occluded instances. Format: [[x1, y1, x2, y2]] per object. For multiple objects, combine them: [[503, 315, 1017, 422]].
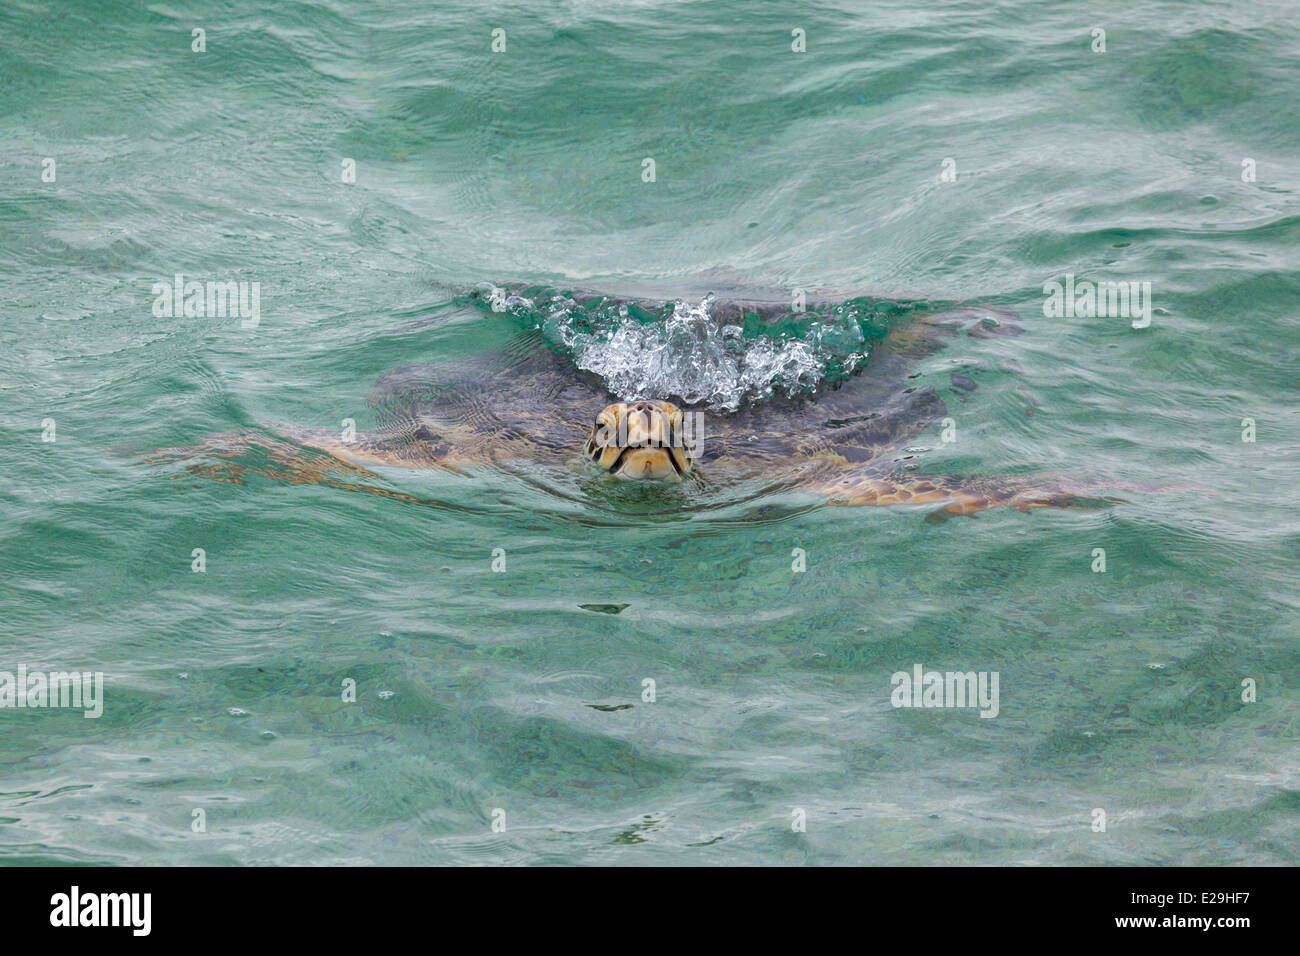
[[364, 295, 1021, 469]]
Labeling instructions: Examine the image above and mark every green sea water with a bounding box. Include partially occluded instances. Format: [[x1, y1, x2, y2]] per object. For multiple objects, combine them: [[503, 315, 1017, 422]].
[[1, 0, 1298, 865]]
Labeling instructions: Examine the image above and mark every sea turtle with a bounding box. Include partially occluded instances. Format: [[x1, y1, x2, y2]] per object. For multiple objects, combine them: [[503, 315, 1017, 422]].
[[151, 286, 1113, 518]]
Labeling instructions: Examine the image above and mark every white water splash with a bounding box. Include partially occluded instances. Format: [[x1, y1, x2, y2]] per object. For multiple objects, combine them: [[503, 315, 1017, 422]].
[[485, 286, 870, 413]]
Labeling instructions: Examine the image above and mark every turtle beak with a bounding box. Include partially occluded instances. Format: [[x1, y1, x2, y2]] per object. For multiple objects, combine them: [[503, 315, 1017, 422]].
[[611, 447, 680, 480]]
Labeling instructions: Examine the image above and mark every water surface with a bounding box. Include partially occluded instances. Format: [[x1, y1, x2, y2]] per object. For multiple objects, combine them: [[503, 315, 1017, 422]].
[[1, 0, 1297, 865]]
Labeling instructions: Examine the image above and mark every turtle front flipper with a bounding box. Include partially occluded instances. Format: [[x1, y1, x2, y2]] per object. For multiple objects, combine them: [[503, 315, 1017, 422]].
[[272, 423, 478, 471], [138, 423, 483, 505], [812, 467, 1120, 518]]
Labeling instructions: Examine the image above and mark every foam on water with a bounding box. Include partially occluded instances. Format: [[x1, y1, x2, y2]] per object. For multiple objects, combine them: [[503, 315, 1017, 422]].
[[478, 285, 895, 412]]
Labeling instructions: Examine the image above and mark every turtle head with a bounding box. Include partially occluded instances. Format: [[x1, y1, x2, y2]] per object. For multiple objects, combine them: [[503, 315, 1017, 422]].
[[583, 400, 694, 480]]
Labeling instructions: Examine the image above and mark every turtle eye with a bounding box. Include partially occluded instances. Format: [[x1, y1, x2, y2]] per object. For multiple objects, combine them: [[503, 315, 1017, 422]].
[[592, 412, 618, 443]]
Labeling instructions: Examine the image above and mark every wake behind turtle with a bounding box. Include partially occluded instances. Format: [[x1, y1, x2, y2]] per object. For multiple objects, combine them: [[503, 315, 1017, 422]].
[[148, 286, 1116, 519]]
